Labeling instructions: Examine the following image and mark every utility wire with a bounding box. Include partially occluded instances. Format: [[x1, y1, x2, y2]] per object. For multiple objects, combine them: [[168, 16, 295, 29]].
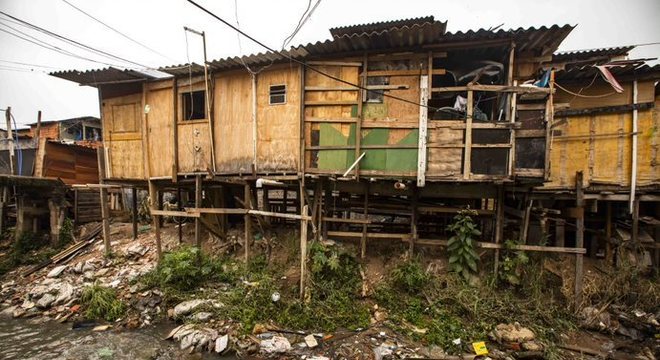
[[186, 0, 438, 111], [60, 0, 175, 62], [0, 10, 151, 69], [0, 58, 59, 69], [281, 0, 321, 50], [0, 21, 127, 67]]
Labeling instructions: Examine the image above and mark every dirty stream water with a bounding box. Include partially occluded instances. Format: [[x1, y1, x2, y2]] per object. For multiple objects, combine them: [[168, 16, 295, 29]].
[[0, 318, 236, 359]]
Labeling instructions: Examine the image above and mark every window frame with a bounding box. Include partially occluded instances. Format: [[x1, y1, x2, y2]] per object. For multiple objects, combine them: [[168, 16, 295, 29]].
[[181, 89, 207, 121], [268, 84, 287, 105]]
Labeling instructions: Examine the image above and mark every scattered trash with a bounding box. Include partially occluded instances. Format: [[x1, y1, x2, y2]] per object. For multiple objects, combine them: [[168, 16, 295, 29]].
[[260, 335, 291, 353], [472, 341, 488, 355], [215, 334, 228, 353], [47, 265, 68, 278], [304, 334, 318, 348], [271, 291, 281, 302]]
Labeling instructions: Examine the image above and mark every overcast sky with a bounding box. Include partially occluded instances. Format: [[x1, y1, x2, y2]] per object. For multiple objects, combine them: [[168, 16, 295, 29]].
[[0, 0, 658, 128]]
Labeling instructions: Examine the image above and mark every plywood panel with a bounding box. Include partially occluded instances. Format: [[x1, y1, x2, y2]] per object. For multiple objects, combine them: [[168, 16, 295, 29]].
[[554, 80, 655, 110], [426, 126, 463, 177], [256, 66, 301, 172], [635, 109, 658, 185], [178, 122, 211, 173], [101, 93, 144, 179], [214, 71, 253, 173], [146, 81, 174, 177]]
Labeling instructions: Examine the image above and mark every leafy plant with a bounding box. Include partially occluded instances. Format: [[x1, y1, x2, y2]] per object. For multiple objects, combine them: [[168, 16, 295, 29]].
[[499, 239, 529, 286], [390, 259, 429, 293], [58, 217, 74, 249], [81, 282, 125, 321], [446, 209, 481, 281], [147, 246, 223, 291]]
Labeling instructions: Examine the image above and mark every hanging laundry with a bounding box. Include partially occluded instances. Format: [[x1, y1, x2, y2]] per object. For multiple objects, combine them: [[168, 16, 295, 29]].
[[596, 65, 624, 93], [453, 95, 467, 112]]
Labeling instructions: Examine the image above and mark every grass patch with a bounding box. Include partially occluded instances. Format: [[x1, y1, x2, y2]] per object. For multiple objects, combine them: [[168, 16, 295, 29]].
[[141, 246, 226, 292], [0, 232, 52, 277], [375, 257, 574, 357], [81, 282, 126, 322]]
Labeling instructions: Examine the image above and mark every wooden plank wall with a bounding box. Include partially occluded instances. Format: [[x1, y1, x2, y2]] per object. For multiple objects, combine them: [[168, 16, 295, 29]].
[[214, 70, 254, 173], [101, 92, 145, 179], [146, 80, 175, 177], [256, 66, 301, 173], [41, 142, 99, 185], [177, 80, 211, 173], [547, 80, 658, 188]]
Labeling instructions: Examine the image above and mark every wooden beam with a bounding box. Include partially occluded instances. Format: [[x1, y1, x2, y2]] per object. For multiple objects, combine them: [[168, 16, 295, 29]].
[[132, 187, 138, 240], [410, 185, 419, 256], [432, 85, 552, 94], [244, 183, 252, 262], [356, 53, 365, 178], [417, 74, 429, 187], [307, 61, 362, 67], [300, 204, 309, 300], [148, 180, 162, 261], [361, 182, 369, 258], [494, 185, 504, 276], [575, 171, 584, 303], [195, 175, 202, 250], [152, 209, 201, 218], [322, 216, 370, 224], [463, 89, 473, 179], [366, 69, 446, 77], [97, 148, 112, 257]]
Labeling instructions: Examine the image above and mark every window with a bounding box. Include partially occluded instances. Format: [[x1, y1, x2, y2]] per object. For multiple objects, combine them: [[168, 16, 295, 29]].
[[366, 76, 389, 103], [182, 90, 206, 120], [269, 84, 286, 105]]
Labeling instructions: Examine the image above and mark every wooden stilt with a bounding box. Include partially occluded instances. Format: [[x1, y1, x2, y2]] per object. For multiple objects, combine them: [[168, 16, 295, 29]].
[[48, 198, 64, 245], [132, 187, 138, 240], [409, 185, 419, 257], [361, 182, 369, 259], [631, 197, 639, 247], [195, 175, 203, 250], [148, 180, 162, 260], [520, 196, 532, 244], [177, 185, 183, 244], [0, 186, 6, 235], [244, 183, 252, 262], [556, 219, 566, 247], [263, 186, 271, 226], [99, 189, 111, 256], [575, 171, 585, 304], [605, 201, 613, 265], [300, 204, 309, 300], [322, 184, 331, 241], [493, 185, 504, 276], [310, 181, 322, 241]]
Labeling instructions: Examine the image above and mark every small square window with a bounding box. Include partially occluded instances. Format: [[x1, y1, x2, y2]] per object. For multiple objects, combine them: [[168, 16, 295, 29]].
[[269, 84, 286, 105], [182, 90, 206, 120], [366, 76, 389, 103]]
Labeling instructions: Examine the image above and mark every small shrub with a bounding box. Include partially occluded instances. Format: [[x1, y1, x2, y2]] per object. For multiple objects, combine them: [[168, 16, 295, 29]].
[[81, 283, 125, 322], [390, 259, 429, 293], [446, 209, 481, 281], [499, 239, 529, 286], [57, 218, 74, 249], [147, 246, 223, 291]]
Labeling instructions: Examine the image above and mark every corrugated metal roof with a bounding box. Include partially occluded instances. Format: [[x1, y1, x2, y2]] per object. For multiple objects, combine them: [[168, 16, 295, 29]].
[[50, 67, 170, 86], [555, 62, 660, 82], [159, 63, 206, 77], [552, 46, 635, 63], [198, 24, 573, 73], [329, 16, 442, 38]]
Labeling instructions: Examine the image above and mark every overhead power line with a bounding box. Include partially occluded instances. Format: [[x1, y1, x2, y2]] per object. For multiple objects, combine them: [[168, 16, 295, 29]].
[[0, 21, 128, 67], [0, 10, 151, 69], [186, 0, 435, 111], [0, 58, 58, 69], [60, 0, 175, 62]]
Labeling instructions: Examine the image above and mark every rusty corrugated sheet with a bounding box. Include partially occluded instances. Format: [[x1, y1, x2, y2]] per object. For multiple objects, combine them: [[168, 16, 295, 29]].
[[329, 16, 440, 38], [553, 46, 635, 63], [555, 62, 660, 82], [50, 67, 169, 86]]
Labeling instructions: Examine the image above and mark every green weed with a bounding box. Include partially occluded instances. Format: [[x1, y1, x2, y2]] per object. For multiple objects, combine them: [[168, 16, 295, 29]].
[[80, 282, 126, 322]]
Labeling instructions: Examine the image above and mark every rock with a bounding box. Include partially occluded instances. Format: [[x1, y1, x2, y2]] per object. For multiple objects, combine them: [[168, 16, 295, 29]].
[[490, 323, 535, 343], [95, 268, 111, 277], [21, 300, 36, 310], [180, 333, 195, 350], [109, 279, 120, 288], [193, 312, 212, 322], [82, 261, 97, 272], [304, 334, 318, 348], [127, 244, 148, 257], [92, 325, 112, 331], [173, 300, 209, 318], [12, 308, 26, 318], [252, 323, 268, 334], [0, 306, 16, 318], [37, 293, 56, 309], [83, 271, 95, 281], [47, 265, 68, 278], [579, 306, 617, 332], [55, 283, 74, 305], [260, 335, 291, 353], [522, 341, 544, 351], [373, 344, 393, 360], [73, 262, 84, 274], [215, 334, 229, 353]]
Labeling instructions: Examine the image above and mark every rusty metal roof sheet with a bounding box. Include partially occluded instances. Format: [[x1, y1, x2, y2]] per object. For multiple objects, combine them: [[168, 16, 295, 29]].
[[329, 16, 443, 38], [50, 67, 170, 86], [555, 61, 660, 82], [552, 46, 635, 63]]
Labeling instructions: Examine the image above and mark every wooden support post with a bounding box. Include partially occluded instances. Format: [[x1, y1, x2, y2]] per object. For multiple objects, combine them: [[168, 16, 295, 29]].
[[0, 186, 6, 235], [244, 183, 252, 262], [99, 188, 111, 256], [409, 185, 419, 257], [300, 204, 309, 300], [556, 219, 566, 247], [73, 189, 79, 227], [605, 202, 613, 265], [148, 180, 162, 260], [463, 89, 473, 179], [322, 185, 331, 241], [493, 185, 504, 275], [361, 182, 369, 259], [632, 197, 639, 247], [417, 75, 429, 187], [262, 187, 271, 226], [5, 107, 15, 175], [520, 197, 532, 244], [575, 171, 585, 304], [177, 185, 183, 244], [48, 198, 64, 245], [195, 175, 203, 250], [310, 181, 322, 241], [132, 187, 138, 240]]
